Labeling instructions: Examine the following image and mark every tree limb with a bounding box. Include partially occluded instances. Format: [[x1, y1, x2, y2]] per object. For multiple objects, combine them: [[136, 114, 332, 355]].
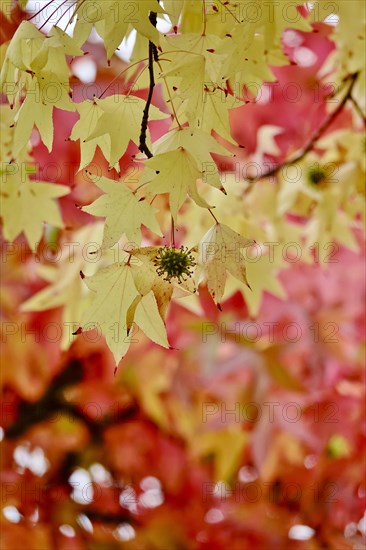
[[246, 72, 360, 182], [138, 12, 158, 159]]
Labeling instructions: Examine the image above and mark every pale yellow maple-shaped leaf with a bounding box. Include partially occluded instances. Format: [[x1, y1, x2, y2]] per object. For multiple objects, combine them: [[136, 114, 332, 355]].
[[143, 148, 213, 222], [72, 0, 116, 48], [163, 0, 184, 30], [80, 257, 172, 364], [80, 262, 140, 364], [2, 25, 77, 154], [316, 0, 365, 77], [179, 0, 232, 36], [11, 64, 75, 155], [218, 24, 276, 88], [130, 290, 169, 348], [240, 253, 287, 316], [12, 89, 52, 154], [200, 87, 243, 144], [162, 53, 206, 126], [12, 76, 74, 154], [0, 171, 69, 251], [73, 0, 164, 59], [198, 223, 255, 305], [0, 20, 44, 74], [304, 195, 359, 254], [0, 104, 31, 164], [82, 173, 162, 248], [84, 95, 168, 169], [0, 22, 44, 107], [31, 26, 83, 82], [151, 127, 232, 191], [70, 100, 113, 172], [162, 33, 224, 81], [161, 32, 225, 126], [21, 223, 104, 349]]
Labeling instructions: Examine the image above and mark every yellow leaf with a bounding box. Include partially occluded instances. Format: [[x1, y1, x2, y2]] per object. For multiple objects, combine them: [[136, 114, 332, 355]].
[[81, 262, 140, 364], [143, 148, 213, 222], [0, 169, 69, 251], [133, 290, 169, 348], [198, 223, 254, 305], [70, 100, 112, 171], [82, 173, 162, 248], [152, 127, 232, 191], [85, 95, 167, 169], [21, 223, 104, 350]]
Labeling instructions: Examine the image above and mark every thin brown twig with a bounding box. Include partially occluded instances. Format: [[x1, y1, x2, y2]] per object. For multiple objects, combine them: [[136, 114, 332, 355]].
[[349, 95, 366, 126], [64, 0, 86, 31], [246, 72, 360, 183], [98, 58, 148, 99], [38, 0, 70, 30]]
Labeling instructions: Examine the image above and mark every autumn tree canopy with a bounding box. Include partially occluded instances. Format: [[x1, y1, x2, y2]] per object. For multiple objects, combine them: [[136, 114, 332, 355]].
[[0, 1, 365, 549]]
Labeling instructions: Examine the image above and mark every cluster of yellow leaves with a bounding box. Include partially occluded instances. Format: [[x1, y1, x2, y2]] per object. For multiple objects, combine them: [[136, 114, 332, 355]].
[[21, 223, 105, 348], [1, 22, 82, 155], [78, 247, 174, 364], [315, 0, 366, 108], [1, 0, 365, 367], [0, 106, 69, 251]]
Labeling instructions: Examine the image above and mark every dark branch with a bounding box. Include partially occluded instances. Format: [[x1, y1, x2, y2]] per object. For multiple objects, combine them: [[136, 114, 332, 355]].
[[4, 359, 138, 440], [138, 12, 158, 159]]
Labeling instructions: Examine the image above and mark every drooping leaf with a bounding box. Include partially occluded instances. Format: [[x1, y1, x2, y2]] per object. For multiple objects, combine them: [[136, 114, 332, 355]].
[[198, 223, 255, 305], [0, 168, 69, 251], [142, 148, 213, 222], [84, 95, 168, 169], [80, 262, 140, 364], [82, 173, 162, 248]]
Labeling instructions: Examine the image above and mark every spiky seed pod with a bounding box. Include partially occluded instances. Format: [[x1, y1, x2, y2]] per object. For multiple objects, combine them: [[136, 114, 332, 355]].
[[154, 246, 196, 284]]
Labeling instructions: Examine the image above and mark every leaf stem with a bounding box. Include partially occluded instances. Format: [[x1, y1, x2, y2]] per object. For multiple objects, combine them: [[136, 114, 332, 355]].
[[171, 216, 176, 247], [202, 0, 207, 35], [208, 208, 219, 223]]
